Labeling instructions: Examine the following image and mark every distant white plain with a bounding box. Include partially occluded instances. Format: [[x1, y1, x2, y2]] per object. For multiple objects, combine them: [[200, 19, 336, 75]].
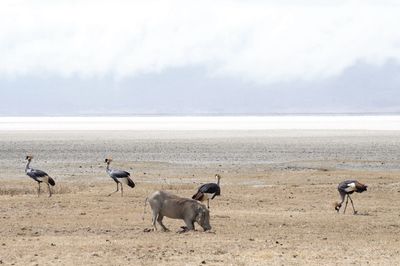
[[0, 116, 399, 131]]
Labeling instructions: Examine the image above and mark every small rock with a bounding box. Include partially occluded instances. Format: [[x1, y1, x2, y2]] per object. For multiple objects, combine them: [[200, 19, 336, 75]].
[[201, 260, 206, 264], [51, 243, 56, 246]]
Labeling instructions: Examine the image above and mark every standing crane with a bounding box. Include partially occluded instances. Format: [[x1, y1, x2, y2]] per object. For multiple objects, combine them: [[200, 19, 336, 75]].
[[25, 155, 56, 197], [192, 174, 221, 209], [105, 158, 135, 196], [335, 180, 367, 214]]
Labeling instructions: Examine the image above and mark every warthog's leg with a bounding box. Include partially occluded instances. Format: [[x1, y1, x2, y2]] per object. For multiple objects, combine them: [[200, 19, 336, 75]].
[[157, 215, 169, 232], [152, 211, 158, 231], [183, 218, 195, 231]]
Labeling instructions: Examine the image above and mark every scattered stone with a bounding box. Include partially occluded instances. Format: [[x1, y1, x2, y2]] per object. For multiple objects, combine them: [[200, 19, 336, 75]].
[[51, 243, 56, 246], [201, 260, 206, 264]]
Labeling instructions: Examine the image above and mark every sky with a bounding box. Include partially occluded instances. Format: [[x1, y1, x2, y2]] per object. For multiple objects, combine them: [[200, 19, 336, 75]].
[[1, 0, 400, 115]]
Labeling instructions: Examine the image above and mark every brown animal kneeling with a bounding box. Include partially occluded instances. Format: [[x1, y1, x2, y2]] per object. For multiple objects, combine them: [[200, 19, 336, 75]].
[[146, 191, 211, 232]]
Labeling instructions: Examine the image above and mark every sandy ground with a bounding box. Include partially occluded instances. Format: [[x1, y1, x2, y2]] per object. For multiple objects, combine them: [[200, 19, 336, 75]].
[[0, 130, 400, 265]]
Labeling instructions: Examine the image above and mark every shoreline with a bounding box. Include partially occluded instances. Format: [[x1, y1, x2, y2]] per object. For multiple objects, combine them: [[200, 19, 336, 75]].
[[1, 115, 400, 130]]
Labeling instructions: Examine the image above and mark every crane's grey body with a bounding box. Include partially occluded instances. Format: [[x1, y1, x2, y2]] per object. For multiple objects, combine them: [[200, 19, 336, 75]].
[[105, 158, 135, 196], [25, 156, 55, 197], [335, 180, 367, 214], [192, 174, 221, 209]]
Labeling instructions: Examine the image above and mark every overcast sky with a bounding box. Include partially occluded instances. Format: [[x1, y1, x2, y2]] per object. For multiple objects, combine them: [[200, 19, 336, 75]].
[[1, 1, 400, 115]]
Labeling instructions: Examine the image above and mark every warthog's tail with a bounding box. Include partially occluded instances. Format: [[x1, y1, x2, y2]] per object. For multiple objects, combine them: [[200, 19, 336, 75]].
[[142, 197, 148, 221]]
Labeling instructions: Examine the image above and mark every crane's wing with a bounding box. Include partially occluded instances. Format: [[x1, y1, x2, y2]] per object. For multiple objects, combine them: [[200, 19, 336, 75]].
[[111, 169, 130, 178], [338, 180, 356, 192], [198, 183, 220, 194], [192, 191, 204, 201], [354, 181, 367, 193], [27, 168, 48, 178]]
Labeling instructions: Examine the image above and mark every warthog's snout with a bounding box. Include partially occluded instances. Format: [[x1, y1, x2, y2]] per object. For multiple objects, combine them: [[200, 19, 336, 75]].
[[198, 207, 212, 231], [203, 225, 212, 231]]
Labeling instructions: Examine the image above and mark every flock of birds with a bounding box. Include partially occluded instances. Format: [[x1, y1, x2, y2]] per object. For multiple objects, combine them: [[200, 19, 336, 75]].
[[24, 155, 368, 213]]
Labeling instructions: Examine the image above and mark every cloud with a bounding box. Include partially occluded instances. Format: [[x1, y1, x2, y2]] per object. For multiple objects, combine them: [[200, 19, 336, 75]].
[[1, 0, 400, 84]]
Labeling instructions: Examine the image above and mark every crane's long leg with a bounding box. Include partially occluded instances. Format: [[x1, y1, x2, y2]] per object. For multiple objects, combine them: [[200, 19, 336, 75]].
[[47, 183, 52, 197], [37, 182, 41, 197], [121, 184, 124, 197], [109, 183, 119, 196], [343, 195, 349, 214], [348, 195, 357, 214], [207, 199, 210, 209]]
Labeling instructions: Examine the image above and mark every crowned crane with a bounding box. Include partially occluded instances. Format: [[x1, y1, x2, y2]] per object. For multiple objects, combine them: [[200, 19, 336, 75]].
[[105, 158, 135, 197], [25, 155, 56, 197], [335, 180, 367, 214], [192, 174, 221, 209]]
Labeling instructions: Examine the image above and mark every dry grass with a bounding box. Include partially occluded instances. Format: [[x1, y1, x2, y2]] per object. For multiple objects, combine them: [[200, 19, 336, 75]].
[[1, 130, 400, 265], [1, 170, 400, 265]]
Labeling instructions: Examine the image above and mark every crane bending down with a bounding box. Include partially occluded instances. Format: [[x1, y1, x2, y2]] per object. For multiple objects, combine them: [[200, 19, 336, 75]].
[[105, 158, 135, 197], [335, 180, 367, 214], [25, 155, 56, 197], [192, 174, 221, 209]]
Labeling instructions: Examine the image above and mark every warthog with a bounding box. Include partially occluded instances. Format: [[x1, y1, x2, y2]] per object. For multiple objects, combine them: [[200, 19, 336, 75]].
[[146, 190, 212, 232]]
